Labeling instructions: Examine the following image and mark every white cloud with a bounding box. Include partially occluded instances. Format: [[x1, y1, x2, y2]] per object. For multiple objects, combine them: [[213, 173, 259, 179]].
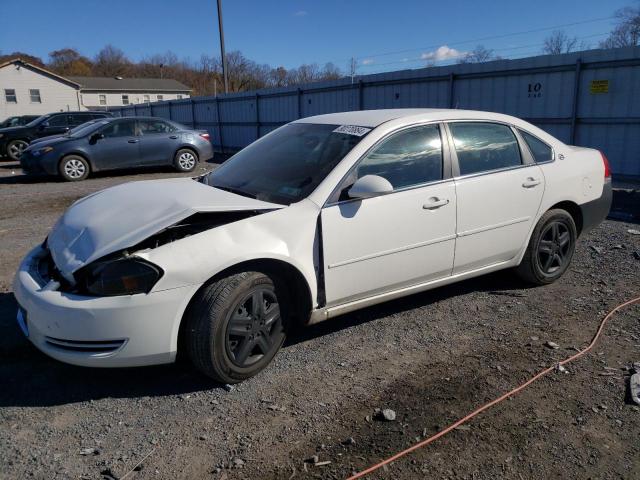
[[421, 45, 466, 62], [361, 58, 374, 65], [293, 10, 308, 16]]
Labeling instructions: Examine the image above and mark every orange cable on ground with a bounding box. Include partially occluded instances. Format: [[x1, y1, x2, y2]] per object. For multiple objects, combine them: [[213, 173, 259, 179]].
[[347, 295, 640, 480]]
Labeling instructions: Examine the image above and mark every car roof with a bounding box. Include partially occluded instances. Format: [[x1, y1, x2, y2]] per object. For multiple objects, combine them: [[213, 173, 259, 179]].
[[294, 108, 523, 128]]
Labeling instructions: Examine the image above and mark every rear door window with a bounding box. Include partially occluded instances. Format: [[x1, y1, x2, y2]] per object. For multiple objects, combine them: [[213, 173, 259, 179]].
[[138, 119, 176, 134], [449, 122, 522, 176], [519, 130, 553, 163]]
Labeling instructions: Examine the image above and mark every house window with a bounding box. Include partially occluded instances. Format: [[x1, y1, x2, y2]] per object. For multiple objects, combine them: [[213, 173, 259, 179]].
[[122, 94, 129, 105], [29, 89, 42, 103], [177, 94, 183, 100], [99, 94, 107, 106], [157, 94, 164, 101], [4, 89, 17, 103], [143, 94, 150, 103]]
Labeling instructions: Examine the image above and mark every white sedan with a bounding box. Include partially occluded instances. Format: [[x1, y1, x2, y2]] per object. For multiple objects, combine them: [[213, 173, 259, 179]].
[[14, 109, 612, 383]]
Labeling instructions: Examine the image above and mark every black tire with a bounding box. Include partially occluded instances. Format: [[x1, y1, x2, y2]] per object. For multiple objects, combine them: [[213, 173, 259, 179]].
[[7, 139, 29, 161], [516, 209, 577, 285], [59, 155, 90, 181], [185, 271, 287, 383], [174, 148, 198, 172]]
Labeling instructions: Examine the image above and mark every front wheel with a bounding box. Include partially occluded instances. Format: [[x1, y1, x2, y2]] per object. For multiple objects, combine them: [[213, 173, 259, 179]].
[[516, 209, 577, 285], [174, 148, 198, 172], [59, 155, 90, 181], [185, 271, 287, 383], [7, 139, 29, 161]]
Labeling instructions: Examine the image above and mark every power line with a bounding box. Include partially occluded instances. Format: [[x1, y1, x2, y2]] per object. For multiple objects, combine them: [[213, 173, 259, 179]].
[[358, 32, 610, 75]]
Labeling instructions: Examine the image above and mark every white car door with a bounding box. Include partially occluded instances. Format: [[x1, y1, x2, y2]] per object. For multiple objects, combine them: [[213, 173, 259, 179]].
[[321, 124, 457, 307], [447, 121, 545, 274]]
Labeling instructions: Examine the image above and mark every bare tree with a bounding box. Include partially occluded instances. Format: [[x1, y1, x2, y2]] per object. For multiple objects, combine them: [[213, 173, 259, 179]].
[[600, 5, 640, 48], [543, 30, 579, 54], [458, 45, 495, 64], [93, 45, 131, 76]]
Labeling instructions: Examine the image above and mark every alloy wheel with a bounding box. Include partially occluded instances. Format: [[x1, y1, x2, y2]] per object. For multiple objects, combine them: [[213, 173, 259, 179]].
[[178, 152, 196, 170], [63, 158, 87, 179], [225, 287, 283, 367], [537, 221, 571, 275], [8, 140, 28, 159]]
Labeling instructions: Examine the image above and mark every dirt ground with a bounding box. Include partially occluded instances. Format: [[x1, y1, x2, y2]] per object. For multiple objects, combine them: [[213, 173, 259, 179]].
[[0, 159, 639, 480]]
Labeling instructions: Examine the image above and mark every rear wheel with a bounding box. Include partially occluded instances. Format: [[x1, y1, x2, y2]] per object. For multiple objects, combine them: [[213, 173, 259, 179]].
[[174, 148, 198, 172], [59, 155, 90, 181], [185, 271, 287, 383], [516, 209, 576, 285], [7, 139, 29, 160]]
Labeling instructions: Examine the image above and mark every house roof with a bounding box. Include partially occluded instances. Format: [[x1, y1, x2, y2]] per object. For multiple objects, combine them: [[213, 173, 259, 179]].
[[68, 76, 191, 92], [0, 58, 82, 88]]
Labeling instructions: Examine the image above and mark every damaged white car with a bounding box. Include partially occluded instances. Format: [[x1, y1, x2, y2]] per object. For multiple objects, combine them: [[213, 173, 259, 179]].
[[14, 109, 611, 383]]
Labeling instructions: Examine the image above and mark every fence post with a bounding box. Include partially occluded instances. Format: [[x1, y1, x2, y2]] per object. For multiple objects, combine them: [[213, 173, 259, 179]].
[[150, 102, 154, 117], [133, 104, 137, 116], [358, 80, 364, 110], [168, 101, 173, 121], [448, 72, 455, 108], [215, 97, 225, 154], [255, 93, 260, 139], [570, 58, 582, 145], [297, 88, 302, 119], [190, 98, 196, 128]]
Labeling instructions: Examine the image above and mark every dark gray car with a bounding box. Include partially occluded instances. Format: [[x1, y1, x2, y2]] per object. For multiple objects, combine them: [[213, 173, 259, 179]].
[[20, 116, 214, 181]]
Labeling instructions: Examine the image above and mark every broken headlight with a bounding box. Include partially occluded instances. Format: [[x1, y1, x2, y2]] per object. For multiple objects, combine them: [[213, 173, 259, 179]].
[[81, 257, 163, 296]]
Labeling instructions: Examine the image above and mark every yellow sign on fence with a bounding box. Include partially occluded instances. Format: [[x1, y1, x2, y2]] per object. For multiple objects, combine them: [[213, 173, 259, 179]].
[[590, 80, 609, 94]]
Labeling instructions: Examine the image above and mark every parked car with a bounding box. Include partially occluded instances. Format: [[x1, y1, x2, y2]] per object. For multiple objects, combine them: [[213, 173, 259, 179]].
[[0, 111, 112, 160], [20, 116, 213, 181], [0, 115, 40, 129], [13, 109, 611, 383]]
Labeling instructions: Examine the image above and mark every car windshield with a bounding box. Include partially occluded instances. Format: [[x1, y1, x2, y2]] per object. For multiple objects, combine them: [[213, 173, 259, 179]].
[[25, 115, 50, 127], [201, 123, 370, 205], [68, 120, 108, 137]]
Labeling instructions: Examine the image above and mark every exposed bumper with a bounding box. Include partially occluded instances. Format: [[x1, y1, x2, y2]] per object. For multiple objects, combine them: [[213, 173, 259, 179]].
[[12, 246, 199, 368], [580, 178, 612, 235]]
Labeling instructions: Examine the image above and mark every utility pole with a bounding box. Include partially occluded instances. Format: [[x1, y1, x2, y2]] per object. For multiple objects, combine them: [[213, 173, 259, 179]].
[[216, 0, 229, 94]]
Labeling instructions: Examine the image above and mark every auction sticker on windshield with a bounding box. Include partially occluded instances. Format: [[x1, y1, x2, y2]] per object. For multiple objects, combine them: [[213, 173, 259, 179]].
[[333, 125, 371, 136]]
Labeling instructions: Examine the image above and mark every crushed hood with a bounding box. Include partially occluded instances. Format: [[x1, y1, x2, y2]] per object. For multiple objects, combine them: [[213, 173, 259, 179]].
[[48, 178, 283, 280]]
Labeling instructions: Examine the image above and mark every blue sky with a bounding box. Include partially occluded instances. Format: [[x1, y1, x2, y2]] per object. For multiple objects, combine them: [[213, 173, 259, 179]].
[[0, 0, 632, 74]]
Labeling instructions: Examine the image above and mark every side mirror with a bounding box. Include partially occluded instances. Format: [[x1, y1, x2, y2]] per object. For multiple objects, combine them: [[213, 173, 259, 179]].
[[38, 122, 48, 130], [348, 174, 393, 199], [90, 133, 105, 143]]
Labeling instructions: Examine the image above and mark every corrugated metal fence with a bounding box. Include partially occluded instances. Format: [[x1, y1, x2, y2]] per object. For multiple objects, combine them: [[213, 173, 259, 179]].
[[110, 46, 640, 178]]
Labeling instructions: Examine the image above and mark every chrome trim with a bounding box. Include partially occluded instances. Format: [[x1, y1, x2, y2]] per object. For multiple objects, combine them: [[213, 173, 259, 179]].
[[457, 216, 531, 237], [453, 162, 538, 181], [327, 234, 456, 269]]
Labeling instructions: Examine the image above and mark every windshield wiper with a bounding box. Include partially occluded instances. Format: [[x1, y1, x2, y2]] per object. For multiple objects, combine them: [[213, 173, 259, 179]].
[[211, 184, 257, 199]]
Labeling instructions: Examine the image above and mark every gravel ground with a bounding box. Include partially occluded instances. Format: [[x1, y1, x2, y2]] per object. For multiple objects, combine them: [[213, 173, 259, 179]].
[[0, 160, 639, 480]]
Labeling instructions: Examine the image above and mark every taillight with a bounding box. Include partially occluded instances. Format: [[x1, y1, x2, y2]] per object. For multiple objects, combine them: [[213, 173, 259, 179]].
[[199, 133, 211, 141], [600, 151, 611, 179]]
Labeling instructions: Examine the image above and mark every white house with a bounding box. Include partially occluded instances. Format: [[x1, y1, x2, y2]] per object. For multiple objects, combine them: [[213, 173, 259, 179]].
[[0, 59, 191, 119], [0, 59, 82, 117]]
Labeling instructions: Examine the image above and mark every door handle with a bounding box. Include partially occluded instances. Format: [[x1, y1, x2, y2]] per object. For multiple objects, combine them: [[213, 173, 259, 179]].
[[522, 177, 541, 188], [128, 139, 139, 143], [169, 135, 178, 139], [423, 197, 449, 210]]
